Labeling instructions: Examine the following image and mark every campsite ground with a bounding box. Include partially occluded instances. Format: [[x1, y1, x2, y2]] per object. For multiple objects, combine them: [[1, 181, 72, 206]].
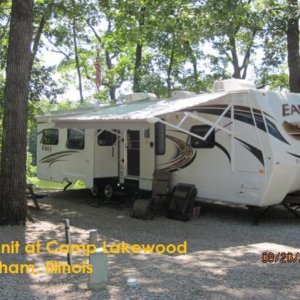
[[0, 189, 299, 300]]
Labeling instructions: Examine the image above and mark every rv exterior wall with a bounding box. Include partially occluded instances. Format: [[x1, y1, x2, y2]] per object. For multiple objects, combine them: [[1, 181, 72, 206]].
[[155, 90, 300, 207], [36, 87, 300, 207]]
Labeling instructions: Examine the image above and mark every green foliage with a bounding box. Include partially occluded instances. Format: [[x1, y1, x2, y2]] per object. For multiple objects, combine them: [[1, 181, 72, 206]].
[[34, 179, 86, 190], [73, 180, 86, 189], [255, 65, 289, 90], [202, 0, 264, 79], [26, 151, 38, 184]]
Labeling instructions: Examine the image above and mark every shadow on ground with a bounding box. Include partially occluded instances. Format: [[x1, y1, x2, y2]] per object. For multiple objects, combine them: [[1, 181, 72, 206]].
[[0, 188, 299, 300]]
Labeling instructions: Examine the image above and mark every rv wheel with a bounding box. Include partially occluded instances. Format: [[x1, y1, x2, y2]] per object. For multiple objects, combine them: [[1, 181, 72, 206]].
[[90, 186, 99, 197], [104, 184, 114, 200]]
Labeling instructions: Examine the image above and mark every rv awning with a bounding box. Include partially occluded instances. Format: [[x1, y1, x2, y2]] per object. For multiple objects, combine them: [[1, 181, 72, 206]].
[[53, 92, 227, 129]]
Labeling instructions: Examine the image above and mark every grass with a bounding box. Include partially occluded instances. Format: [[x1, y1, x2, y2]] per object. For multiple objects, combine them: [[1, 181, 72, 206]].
[[30, 178, 87, 190]]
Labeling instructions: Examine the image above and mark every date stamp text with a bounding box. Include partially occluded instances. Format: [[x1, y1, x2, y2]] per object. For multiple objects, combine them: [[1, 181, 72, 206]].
[[262, 251, 300, 263]]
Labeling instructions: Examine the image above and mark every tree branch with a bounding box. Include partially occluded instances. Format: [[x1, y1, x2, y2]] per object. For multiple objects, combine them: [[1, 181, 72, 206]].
[[45, 36, 71, 59], [72, 17, 84, 103], [241, 29, 257, 79], [87, 18, 102, 44], [30, 4, 53, 73]]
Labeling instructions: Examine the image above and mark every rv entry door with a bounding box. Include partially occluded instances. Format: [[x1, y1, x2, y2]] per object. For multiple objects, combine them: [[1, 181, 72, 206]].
[[94, 129, 119, 179], [127, 130, 140, 177]]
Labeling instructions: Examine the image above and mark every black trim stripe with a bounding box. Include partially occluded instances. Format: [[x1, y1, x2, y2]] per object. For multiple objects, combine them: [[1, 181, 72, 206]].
[[235, 138, 264, 166], [287, 152, 300, 159], [193, 104, 276, 120], [186, 106, 289, 145], [215, 142, 231, 163]]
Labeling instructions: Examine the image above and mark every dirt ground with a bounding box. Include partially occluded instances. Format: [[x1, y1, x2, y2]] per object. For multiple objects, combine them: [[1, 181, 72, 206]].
[[0, 189, 299, 300]]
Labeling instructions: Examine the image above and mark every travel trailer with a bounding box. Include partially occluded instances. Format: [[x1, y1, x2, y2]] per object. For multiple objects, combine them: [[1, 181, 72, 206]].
[[36, 104, 117, 196], [36, 79, 300, 207]]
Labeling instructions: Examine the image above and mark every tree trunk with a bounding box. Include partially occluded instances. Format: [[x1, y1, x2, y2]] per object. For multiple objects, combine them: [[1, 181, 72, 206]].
[[191, 54, 198, 83], [0, 0, 33, 225], [109, 86, 116, 103], [72, 18, 84, 103], [133, 7, 145, 93], [167, 49, 175, 97], [185, 41, 199, 87], [105, 51, 116, 103], [287, 0, 300, 93], [133, 43, 143, 92], [229, 36, 241, 79]]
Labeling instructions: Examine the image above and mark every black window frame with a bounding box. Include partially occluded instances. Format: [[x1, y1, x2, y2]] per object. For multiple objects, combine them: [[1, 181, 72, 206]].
[[67, 128, 85, 150], [41, 128, 59, 145], [190, 125, 215, 148], [97, 130, 117, 146]]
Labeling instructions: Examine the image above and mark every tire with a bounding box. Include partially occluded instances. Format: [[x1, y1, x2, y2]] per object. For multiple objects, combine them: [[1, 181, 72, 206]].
[[90, 185, 99, 197], [104, 184, 114, 200]]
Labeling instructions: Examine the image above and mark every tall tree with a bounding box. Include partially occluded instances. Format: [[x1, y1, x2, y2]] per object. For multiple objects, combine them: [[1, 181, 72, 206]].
[[0, 0, 33, 225], [287, 0, 300, 92], [203, 0, 262, 80], [72, 17, 84, 103], [257, 0, 300, 92]]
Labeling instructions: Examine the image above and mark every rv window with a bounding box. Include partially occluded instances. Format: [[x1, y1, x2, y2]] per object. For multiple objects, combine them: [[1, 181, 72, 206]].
[[190, 125, 215, 148], [67, 129, 85, 149], [98, 130, 117, 146], [155, 122, 165, 155], [41, 129, 59, 145]]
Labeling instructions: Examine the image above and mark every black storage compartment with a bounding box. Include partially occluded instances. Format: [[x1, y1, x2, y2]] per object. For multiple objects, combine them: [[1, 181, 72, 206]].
[[167, 183, 197, 221]]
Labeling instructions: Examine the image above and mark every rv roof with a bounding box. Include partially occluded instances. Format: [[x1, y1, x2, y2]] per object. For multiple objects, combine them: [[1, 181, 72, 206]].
[[52, 91, 228, 126], [36, 103, 108, 121]]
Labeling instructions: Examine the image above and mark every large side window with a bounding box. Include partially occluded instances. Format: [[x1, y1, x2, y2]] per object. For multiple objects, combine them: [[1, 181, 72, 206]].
[[190, 125, 215, 148], [41, 129, 59, 145], [155, 122, 165, 155], [67, 129, 85, 149], [98, 130, 117, 146]]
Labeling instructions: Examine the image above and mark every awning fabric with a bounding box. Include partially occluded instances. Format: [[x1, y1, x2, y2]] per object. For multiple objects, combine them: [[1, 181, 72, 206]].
[[50, 92, 227, 128]]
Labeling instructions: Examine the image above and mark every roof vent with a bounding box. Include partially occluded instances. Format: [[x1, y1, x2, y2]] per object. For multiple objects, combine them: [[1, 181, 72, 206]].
[[171, 91, 197, 100], [121, 92, 157, 103], [213, 79, 256, 93]]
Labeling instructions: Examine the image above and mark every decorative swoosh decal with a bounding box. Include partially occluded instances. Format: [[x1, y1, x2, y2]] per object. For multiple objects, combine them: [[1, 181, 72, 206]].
[[215, 142, 231, 163], [40, 150, 78, 167], [235, 138, 264, 166], [158, 135, 196, 172], [287, 152, 300, 159]]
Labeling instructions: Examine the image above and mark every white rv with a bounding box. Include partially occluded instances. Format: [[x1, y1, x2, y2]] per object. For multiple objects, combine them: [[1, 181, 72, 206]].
[[36, 79, 300, 207], [36, 104, 119, 196]]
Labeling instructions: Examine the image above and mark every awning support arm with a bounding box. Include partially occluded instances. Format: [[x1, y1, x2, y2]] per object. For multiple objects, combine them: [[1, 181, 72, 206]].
[[96, 129, 105, 137], [152, 103, 233, 142], [185, 103, 233, 138], [177, 113, 189, 127], [96, 129, 121, 137], [155, 118, 209, 141], [72, 128, 85, 135]]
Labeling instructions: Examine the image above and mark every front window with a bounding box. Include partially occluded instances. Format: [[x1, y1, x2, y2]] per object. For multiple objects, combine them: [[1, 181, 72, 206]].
[[67, 129, 85, 149], [41, 129, 59, 145], [190, 125, 215, 148]]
